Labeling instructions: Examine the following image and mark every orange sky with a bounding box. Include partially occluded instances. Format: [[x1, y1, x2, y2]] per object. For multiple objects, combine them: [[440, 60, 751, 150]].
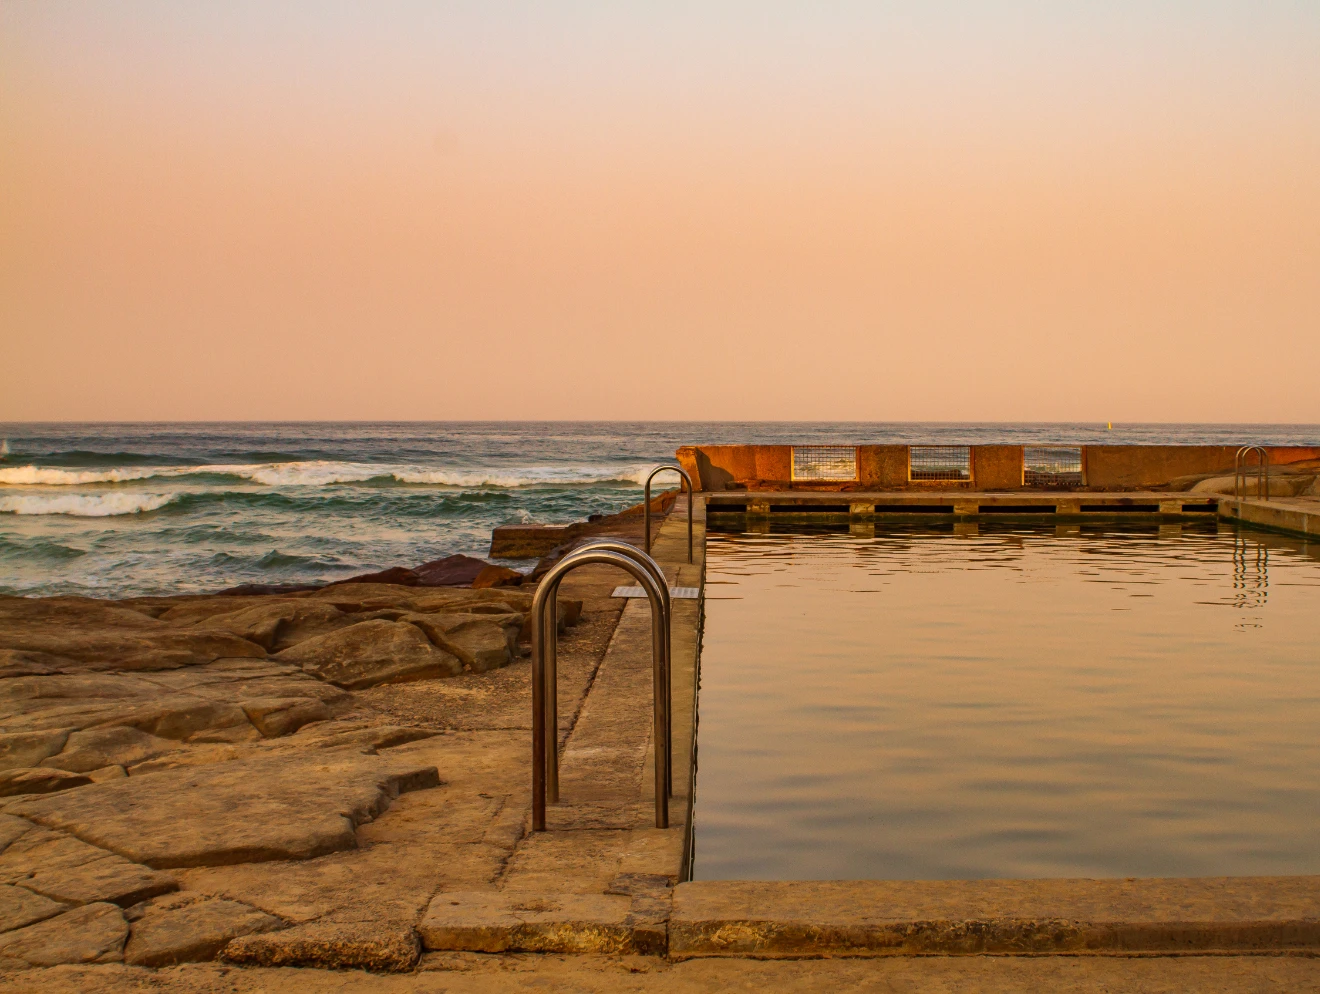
[[2, 4, 1318, 423]]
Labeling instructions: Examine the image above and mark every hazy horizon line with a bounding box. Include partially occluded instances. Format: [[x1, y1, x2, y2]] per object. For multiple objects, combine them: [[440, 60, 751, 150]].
[[4, 419, 1320, 428]]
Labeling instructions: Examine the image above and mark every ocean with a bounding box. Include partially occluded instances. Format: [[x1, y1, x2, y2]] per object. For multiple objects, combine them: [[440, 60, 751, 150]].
[[1, 421, 1317, 599]]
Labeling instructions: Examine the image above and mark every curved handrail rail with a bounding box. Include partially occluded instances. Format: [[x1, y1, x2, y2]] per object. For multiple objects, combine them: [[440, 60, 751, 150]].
[[1234, 445, 1269, 501], [645, 465, 694, 564], [530, 548, 670, 831], [549, 539, 672, 800]]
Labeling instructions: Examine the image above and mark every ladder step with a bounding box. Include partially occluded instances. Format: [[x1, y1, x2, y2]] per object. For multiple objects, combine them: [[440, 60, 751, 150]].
[[612, 585, 700, 599]]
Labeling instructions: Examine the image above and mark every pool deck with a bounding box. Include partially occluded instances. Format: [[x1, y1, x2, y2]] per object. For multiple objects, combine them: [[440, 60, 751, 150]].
[[8, 490, 1320, 990], [1223, 495, 1320, 540], [415, 496, 705, 957]]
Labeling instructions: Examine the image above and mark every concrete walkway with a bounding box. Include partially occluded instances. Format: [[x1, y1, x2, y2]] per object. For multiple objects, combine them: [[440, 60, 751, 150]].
[[14, 953, 1320, 993], [417, 492, 705, 955], [1222, 495, 1320, 539]]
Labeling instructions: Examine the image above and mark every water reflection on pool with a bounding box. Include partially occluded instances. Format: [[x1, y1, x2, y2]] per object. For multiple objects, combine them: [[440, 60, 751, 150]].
[[692, 523, 1320, 880]]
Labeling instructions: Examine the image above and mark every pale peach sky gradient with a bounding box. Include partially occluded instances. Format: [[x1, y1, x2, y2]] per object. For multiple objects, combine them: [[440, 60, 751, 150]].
[[2, 3, 1318, 423]]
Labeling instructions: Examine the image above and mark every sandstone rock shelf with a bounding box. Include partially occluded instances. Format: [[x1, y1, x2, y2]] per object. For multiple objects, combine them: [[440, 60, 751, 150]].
[[0, 495, 660, 978]]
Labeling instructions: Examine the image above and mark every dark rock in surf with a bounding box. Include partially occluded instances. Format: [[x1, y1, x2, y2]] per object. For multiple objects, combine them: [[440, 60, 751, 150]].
[[412, 555, 489, 587], [216, 584, 324, 597], [326, 567, 420, 588]]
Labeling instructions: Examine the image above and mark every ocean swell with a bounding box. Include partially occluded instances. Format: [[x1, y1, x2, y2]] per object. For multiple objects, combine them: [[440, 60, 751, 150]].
[[0, 460, 655, 488], [389, 464, 654, 487]]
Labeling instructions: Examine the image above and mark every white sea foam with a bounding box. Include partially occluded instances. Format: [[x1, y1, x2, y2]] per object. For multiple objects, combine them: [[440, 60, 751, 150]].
[[226, 461, 385, 486], [0, 493, 177, 516], [391, 464, 655, 487], [0, 460, 655, 488], [0, 465, 187, 485]]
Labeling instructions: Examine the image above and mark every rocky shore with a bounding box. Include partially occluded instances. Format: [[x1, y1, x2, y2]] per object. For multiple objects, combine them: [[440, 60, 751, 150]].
[[0, 581, 568, 968]]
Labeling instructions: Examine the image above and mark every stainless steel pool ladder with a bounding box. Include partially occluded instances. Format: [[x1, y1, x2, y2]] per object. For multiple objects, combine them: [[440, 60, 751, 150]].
[[536, 539, 674, 813], [1234, 445, 1269, 501], [645, 465, 694, 564], [530, 545, 671, 831]]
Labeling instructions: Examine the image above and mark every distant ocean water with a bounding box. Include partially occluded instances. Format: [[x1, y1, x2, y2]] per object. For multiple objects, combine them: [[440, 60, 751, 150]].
[[1, 421, 1317, 598]]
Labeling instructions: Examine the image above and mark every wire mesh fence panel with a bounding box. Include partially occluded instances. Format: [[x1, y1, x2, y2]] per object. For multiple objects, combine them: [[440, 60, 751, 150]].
[[1023, 446, 1083, 487], [909, 446, 971, 481], [791, 446, 858, 481]]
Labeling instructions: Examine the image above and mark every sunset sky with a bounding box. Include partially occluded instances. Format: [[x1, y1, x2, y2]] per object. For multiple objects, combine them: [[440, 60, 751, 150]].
[[2, 3, 1318, 423]]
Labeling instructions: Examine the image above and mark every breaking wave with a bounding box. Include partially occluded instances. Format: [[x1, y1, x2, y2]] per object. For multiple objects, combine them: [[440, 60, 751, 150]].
[[389, 464, 654, 487], [0, 493, 179, 517], [0, 460, 655, 488], [0, 465, 194, 485]]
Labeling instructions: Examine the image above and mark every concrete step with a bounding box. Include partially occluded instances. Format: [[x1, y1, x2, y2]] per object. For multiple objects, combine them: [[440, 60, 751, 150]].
[[670, 877, 1320, 958]]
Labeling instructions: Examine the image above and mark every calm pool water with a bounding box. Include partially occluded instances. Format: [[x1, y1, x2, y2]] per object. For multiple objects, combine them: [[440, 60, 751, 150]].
[[692, 523, 1320, 880]]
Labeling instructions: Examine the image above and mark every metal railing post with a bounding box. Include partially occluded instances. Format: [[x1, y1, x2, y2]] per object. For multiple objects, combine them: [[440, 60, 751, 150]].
[[530, 548, 670, 831], [1234, 445, 1269, 501], [645, 465, 694, 564]]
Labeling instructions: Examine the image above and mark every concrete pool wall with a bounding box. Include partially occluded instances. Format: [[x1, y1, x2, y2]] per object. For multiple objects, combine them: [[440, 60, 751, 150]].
[[661, 444, 1320, 957], [669, 443, 1320, 540], [665, 489, 1320, 959], [676, 443, 1320, 492]]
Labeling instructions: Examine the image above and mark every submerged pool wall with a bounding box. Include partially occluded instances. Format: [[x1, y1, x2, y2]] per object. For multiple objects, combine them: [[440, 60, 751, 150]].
[[676, 444, 1320, 492]]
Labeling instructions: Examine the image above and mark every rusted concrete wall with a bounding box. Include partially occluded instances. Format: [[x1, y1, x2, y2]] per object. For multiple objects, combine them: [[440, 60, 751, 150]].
[[973, 445, 1022, 490], [679, 444, 1320, 492], [1082, 446, 1236, 488], [675, 446, 703, 490], [1083, 445, 1318, 487], [858, 446, 908, 488], [676, 445, 751, 490], [676, 445, 792, 488], [756, 446, 792, 482]]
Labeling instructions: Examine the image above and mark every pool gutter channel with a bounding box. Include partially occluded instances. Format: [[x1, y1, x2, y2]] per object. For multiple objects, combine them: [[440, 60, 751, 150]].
[[424, 491, 1320, 959], [708, 491, 1320, 542], [706, 491, 1220, 523]]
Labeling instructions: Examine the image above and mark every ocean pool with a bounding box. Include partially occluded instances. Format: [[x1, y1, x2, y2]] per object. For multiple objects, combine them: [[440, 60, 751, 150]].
[[692, 523, 1320, 880]]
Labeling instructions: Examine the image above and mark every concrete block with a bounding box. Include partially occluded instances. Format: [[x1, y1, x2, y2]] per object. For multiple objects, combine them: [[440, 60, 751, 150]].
[[973, 445, 1023, 490], [669, 877, 1320, 958], [418, 891, 634, 954]]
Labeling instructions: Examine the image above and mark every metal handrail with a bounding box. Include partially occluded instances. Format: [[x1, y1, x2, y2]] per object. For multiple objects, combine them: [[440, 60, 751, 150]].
[[530, 548, 670, 831], [1234, 445, 1269, 501], [546, 539, 672, 802], [644, 465, 694, 564]]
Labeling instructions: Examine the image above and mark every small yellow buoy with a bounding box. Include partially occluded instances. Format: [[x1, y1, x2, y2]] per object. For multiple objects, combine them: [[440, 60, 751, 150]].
[[1107, 422, 1112, 430]]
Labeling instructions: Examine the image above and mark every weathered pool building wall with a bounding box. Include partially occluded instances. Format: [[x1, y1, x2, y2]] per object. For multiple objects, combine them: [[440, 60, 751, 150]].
[[675, 444, 1320, 492]]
